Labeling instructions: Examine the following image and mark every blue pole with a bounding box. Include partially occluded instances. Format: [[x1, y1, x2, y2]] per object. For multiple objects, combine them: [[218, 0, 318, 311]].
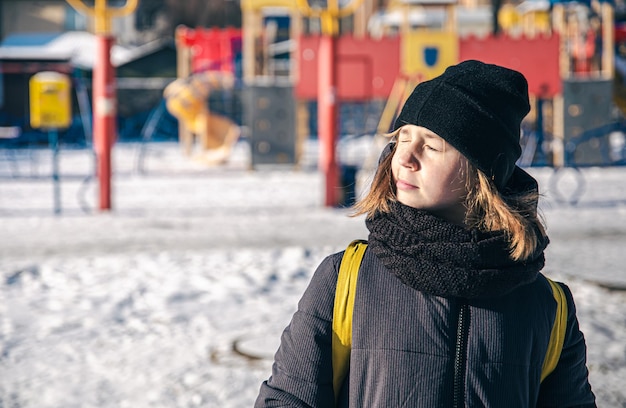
[[49, 128, 61, 215], [534, 97, 546, 166]]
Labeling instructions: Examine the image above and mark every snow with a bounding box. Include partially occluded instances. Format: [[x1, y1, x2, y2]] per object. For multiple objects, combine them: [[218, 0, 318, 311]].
[[0, 31, 132, 69], [0, 140, 625, 407]]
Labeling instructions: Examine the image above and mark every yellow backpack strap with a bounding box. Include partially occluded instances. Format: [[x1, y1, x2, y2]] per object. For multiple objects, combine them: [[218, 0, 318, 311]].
[[332, 239, 368, 402], [540, 277, 568, 382]]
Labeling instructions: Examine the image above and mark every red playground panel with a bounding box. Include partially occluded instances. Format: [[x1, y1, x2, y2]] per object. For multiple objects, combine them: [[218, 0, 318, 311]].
[[459, 33, 561, 97], [177, 27, 242, 74], [296, 35, 400, 100], [616, 23, 626, 43]]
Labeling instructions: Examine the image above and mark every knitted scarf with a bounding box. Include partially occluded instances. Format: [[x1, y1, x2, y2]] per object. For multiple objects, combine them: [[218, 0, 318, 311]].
[[366, 202, 549, 299]]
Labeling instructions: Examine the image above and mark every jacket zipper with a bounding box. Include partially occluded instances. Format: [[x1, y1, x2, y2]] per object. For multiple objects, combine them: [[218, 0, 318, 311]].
[[453, 302, 470, 408]]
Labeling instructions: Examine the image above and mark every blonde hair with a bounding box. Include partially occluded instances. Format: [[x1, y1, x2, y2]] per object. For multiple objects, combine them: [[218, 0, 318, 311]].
[[352, 142, 546, 262]]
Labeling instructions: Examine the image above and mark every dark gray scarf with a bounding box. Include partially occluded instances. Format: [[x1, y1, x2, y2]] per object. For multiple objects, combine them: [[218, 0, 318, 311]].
[[366, 202, 549, 299]]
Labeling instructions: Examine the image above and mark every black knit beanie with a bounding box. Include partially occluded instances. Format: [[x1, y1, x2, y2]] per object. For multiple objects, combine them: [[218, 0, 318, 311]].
[[393, 60, 535, 193]]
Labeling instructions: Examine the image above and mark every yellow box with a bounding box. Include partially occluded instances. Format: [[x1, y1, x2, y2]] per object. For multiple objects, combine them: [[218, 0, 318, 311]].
[[29, 71, 72, 129]]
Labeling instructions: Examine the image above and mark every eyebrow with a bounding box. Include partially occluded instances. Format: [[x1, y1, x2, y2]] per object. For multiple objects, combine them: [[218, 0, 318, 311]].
[[423, 132, 443, 141]]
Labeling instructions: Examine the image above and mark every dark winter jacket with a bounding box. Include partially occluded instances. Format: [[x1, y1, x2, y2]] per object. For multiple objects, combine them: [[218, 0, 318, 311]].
[[255, 248, 596, 407]]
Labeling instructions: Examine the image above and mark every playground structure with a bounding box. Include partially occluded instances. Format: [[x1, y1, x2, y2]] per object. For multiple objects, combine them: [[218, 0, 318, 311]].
[[163, 69, 240, 165], [164, 0, 624, 178]]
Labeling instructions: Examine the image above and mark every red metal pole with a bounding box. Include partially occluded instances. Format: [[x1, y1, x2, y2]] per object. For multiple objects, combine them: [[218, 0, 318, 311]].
[[93, 35, 116, 211], [318, 34, 340, 207]]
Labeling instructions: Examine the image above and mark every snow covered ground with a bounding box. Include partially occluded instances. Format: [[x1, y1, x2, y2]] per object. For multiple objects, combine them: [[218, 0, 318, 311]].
[[0, 140, 625, 407]]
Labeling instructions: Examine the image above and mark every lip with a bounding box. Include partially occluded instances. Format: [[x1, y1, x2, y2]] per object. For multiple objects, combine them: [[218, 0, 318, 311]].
[[396, 179, 418, 190]]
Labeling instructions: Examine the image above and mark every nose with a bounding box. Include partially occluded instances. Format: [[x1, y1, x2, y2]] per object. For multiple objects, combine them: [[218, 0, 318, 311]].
[[397, 148, 420, 171]]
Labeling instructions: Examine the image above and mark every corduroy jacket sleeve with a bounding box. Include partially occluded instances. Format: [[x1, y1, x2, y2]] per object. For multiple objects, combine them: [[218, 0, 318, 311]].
[[536, 283, 596, 408], [254, 253, 340, 408]]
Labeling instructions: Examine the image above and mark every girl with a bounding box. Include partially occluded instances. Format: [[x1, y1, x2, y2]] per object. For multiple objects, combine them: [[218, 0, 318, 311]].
[[255, 60, 596, 407]]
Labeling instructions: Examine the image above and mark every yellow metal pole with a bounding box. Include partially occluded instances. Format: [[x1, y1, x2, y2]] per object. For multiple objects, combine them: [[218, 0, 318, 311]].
[[95, 0, 108, 34], [66, 0, 139, 35], [601, 2, 614, 79]]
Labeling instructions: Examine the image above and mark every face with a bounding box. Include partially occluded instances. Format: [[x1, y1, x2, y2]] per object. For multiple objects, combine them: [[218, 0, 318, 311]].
[[391, 125, 468, 224]]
